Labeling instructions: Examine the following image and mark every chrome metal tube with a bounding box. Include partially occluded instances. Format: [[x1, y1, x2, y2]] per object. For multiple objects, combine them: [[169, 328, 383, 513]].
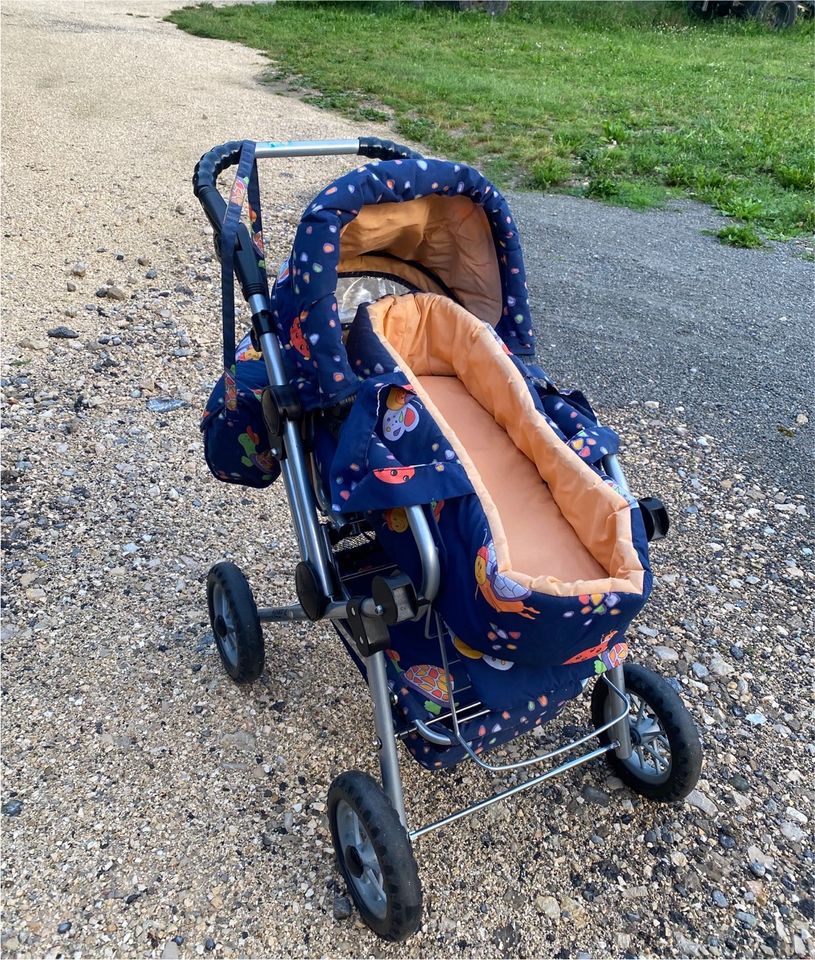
[[406, 505, 440, 602], [605, 666, 634, 760], [602, 452, 629, 493], [366, 650, 407, 827], [256, 329, 335, 598], [257, 604, 308, 623], [255, 139, 360, 159], [409, 743, 616, 841]]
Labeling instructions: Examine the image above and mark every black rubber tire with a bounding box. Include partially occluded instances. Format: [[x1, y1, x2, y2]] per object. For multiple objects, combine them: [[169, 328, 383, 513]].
[[742, 0, 797, 24], [328, 771, 422, 942], [206, 561, 264, 684], [591, 663, 703, 802]]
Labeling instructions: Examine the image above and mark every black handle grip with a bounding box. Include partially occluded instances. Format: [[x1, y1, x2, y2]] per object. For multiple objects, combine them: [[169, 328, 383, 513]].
[[192, 141, 267, 301], [193, 140, 244, 229], [357, 137, 423, 162]]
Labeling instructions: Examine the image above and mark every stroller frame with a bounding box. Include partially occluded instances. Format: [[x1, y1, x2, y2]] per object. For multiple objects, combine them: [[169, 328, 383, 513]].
[[195, 137, 637, 842]]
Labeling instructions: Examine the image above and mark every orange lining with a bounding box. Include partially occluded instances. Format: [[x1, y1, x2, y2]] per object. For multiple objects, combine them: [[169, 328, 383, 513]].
[[418, 375, 610, 585], [365, 293, 645, 598], [340, 196, 501, 325]]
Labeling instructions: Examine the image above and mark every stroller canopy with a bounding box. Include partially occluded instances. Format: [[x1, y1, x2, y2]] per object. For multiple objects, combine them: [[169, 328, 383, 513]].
[[271, 157, 534, 409]]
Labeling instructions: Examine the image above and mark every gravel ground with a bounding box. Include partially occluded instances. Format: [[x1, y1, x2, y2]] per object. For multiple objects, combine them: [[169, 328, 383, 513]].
[[2, 3, 813, 959]]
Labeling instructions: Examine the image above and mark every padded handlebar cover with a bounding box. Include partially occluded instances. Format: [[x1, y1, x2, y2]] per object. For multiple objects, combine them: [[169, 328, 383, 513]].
[[193, 140, 244, 198], [358, 137, 423, 161]]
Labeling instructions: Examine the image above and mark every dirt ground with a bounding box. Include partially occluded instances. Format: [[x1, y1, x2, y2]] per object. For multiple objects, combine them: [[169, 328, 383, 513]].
[[1, 3, 813, 959]]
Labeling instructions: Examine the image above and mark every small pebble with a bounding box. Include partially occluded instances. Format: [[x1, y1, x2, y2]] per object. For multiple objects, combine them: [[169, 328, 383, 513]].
[[48, 325, 79, 339], [333, 894, 353, 920]]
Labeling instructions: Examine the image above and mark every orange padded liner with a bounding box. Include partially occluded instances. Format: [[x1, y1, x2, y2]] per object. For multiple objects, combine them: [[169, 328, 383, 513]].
[[418, 375, 609, 585], [365, 293, 645, 598], [340, 195, 502, 326]]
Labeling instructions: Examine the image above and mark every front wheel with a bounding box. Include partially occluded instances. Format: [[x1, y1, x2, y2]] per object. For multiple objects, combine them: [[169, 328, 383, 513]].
[[591, 663, 702, 802], [327, 771, 422, 942], [206, 561, 264, 684]]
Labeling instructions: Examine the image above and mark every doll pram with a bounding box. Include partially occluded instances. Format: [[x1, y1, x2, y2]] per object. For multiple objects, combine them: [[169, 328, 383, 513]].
[[194, 137, 702, 942]]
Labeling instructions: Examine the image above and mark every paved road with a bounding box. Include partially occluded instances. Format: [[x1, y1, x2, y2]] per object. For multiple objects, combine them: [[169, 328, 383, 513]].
[[510, 193, 814, 495]]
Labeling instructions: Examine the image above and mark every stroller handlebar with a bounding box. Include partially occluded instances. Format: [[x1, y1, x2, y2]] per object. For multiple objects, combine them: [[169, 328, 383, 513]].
[[193, 137, 422, 232], [192, 136, 423, 306]]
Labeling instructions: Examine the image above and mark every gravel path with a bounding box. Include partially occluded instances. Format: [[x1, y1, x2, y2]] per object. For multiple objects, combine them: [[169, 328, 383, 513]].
[[2, 3, 813, 959]]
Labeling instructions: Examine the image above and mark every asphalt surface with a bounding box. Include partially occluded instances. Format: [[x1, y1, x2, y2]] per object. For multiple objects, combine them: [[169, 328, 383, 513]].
[[510, 193, 814, 495]]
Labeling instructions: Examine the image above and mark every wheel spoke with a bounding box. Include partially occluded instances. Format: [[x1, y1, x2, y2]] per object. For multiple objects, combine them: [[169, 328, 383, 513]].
[[643, 743, 667, 772], [362, 865, 385, 900]]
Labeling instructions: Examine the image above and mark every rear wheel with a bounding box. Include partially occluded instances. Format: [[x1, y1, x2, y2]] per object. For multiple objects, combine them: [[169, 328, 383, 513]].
[[328, 771, 422, 942], [592, 663, 702, 802], [206, 562, 264, 684]]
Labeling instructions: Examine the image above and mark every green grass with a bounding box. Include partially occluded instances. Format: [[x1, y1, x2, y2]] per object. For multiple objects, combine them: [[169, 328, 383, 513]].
[[714, 224, 764, 248], [168, 1, 815, 243]]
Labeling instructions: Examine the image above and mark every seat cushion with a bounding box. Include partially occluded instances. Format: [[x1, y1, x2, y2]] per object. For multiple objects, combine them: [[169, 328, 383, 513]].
[[417, 374, 608, 584]]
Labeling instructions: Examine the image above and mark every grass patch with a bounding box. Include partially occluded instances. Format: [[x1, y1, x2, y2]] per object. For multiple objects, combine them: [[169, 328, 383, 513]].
[[714, 224, 764, 248], [168, 0, 814, 240]]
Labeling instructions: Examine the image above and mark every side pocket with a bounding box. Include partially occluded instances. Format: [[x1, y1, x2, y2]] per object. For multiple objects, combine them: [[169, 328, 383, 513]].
[[201, 396, 280, 489]]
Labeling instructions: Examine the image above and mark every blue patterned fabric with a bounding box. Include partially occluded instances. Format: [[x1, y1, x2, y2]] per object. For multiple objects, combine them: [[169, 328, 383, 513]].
[[271, 157, 534, 409], [327, 299, 652, 686], [200, 150, 654, 770], [200, 333, 279, 488], [332, 545, 583, 770]]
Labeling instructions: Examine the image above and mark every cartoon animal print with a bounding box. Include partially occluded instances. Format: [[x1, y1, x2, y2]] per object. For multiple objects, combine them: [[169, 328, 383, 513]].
[[562, 629, 619, 665], [384, 507, 409, 533], [593, 641, 629, 675], [474, 540, 539, 619], [387, 650, 451, 716], [373, 466, 415, 484], [382, 386, 420, 441], [238, 426, 277, 475], [237, 343, 263, 362], [451, 635, 515, 671], [290, 312, 310, 360]]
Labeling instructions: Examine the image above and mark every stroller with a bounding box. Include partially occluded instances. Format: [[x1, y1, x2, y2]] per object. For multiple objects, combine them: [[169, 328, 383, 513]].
[[193, 137, 703, 942]]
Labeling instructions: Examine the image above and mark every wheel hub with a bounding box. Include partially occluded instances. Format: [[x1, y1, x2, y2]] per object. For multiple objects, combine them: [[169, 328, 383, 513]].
[[214, 614, 228, 639], [345, 844, 364, 879]]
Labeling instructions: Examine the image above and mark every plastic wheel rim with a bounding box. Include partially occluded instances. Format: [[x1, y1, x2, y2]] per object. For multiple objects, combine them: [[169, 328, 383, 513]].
[[211, 583, 239, 669], [608, 691, 672, 785], [335, 799, 388, 920]]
